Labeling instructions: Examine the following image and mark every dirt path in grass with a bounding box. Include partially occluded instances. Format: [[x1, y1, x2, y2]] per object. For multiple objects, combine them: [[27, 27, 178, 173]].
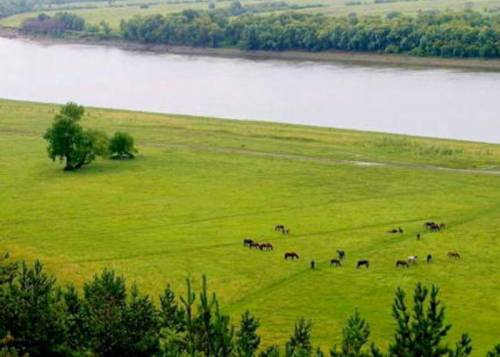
[[147, 142, 500, 176]]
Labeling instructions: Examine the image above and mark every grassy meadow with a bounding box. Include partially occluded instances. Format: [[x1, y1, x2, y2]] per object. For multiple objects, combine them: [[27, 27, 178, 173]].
[[0, 99, 499, 354], [2, 0, 500, 30]]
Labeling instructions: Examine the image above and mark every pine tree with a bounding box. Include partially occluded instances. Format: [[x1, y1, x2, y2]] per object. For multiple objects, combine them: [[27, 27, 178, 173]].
[[330, 310, 371, 357], [237, 311, 261, 357], [286, 318, 313, 356], [159, 284, 184, 331], [389, 283, 472, 357], [486, 344, 500, 357]]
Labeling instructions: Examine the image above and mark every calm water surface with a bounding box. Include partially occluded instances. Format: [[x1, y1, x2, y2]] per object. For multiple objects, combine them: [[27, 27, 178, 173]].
[[1, 37, 499, 143]]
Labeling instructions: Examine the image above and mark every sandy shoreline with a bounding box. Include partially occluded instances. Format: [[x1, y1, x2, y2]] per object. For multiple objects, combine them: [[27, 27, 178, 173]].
[[2, 26, 500, 71]]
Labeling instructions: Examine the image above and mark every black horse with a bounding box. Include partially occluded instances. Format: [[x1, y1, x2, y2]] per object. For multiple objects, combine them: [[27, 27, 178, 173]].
[[330, 259, 342, 267], [310, 260, 316, 269], [337, 250, 345, 260], [427, 254, 432, 263], [396, 260, 409, 268], [243, 239, 253, 247], [356, 260, 369, 269]]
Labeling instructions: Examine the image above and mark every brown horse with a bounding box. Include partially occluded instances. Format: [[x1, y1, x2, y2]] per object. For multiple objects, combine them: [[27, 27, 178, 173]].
[[249, 242, 260, 249], [259, 243, 273, 251], [284, 252, 299, 260], [356, 260, 369, 269], [448, 251, 460, 259], [330, 259, 342, 267], [396, 260, 409, 268], [275, 225, 290, 235]]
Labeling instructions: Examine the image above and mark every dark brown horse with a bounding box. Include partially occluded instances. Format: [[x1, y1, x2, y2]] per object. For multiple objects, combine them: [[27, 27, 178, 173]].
[[356, 260, 369, 269], [284, 252, 299, 260], [337, 250, 345, 260], [396, 260, 409, 268], [427, 254, 432, 263], [243, 239, 253, 247], [330, 259, 342, 267], [259, 243, 273, 251], [448, 251, 460, 259], [275, 224, 290, 235], [249, 242, 260, 249]]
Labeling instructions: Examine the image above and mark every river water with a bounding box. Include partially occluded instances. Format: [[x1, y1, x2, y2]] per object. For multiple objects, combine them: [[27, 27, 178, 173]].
[[1, 37, 499, 143]]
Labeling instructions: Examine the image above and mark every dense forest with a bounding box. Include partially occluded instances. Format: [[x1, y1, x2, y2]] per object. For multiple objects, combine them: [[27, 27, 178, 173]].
[[119, 9, 500, 58], [1, 254, 499, 356]]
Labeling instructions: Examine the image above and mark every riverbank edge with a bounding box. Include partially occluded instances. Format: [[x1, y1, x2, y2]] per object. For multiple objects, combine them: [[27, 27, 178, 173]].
[[2, 25, 500, 71]]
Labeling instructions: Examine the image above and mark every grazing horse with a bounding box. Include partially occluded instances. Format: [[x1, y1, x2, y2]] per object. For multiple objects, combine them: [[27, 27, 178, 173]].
[[448, 251, 460, 259], [330, 259, 342, 267], [337, 250, 345, 260], [396, 260, 409, 268], [407, 256, 418, 265], [243, 239, 253, 247], [356, 260, 369, 269], [427, 254, 432, 263], [310, 260, 316, 269], [259, 243, 273, 251], [430, 224, 441, 232], [417, 233, 421, 240], [284, 252, 299, 260], [275, 225, 289, 235], [398, 227, 404, 233], [424, 221, 436, 229], [387, 228, 399, 234], [249, 242, 260, 249], [426, 222, 445, 232]]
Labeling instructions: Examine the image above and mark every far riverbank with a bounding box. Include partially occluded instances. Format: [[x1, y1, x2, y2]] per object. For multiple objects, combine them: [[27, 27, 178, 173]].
[[2, 26, 500, 71]]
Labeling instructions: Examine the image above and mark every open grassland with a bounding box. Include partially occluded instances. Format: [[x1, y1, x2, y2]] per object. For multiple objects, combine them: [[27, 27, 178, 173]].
[[2, 0, 500, 29], [0, 99, 499, 354]]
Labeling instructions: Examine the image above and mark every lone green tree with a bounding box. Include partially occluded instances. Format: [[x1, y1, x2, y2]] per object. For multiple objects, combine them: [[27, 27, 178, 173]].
[[108, 131, 137, 159], [43, 103, 108, 171]]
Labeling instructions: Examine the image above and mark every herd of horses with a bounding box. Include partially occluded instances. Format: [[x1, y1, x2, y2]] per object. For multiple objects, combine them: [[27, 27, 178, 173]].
[[242, 222, 461, 270]]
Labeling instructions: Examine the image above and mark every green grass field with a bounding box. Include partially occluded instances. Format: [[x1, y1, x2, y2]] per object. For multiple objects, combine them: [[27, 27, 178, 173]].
[[0, 99, 499, 354], [2, 0, 500, 30]]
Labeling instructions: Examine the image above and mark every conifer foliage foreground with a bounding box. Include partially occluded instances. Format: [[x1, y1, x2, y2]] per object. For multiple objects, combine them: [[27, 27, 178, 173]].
[[0, 254, 498, 356]]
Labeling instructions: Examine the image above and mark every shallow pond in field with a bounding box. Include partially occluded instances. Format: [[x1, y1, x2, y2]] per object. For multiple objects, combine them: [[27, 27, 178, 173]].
[[1, 37, 500, 143]]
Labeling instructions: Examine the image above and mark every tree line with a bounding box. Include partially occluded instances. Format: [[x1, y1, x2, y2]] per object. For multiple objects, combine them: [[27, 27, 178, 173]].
[[0, 253, 499, 357], [19, 7, 500, 58], [119, 9, 500, 58]]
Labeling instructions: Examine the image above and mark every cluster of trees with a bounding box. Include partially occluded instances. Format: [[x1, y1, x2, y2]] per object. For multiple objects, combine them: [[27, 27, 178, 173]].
[[21, 12, 85, 35], [119, 9, 500, 58], [1, 253, 499, 357], [0, 0, 43, 19], [43, 103, 137, 171]]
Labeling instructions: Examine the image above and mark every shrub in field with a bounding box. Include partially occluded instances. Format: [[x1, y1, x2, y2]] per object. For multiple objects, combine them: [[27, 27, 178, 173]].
[[108, 131, 137, 159]]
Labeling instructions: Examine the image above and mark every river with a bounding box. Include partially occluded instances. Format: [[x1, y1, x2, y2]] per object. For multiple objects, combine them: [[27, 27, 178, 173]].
[[1, 36, 499, 143]]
